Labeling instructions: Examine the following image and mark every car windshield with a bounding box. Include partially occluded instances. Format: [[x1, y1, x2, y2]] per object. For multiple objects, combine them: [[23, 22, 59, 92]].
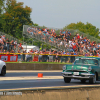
[[75, 58, 99, 65]]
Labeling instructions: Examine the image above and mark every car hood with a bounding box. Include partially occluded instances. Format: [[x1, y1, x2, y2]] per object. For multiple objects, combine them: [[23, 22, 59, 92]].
[[66, 64, 90, 71]]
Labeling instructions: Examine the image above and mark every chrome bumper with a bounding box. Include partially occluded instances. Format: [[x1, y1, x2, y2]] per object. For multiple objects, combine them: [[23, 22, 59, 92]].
[[61, 72, 95, 79]]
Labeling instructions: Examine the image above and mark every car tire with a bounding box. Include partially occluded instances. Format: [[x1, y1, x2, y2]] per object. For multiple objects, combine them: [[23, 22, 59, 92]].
[[64, 77, 71, 83], [89, 74, 96, 84], [81, 79, 86, 83], [1, 66, 6, 76]]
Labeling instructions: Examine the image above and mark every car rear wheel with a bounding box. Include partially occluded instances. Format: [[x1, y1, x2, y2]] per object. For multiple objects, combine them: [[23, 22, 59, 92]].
[[81, 79, 86, 83], [89, 74, 96, 84], [1, 66, 6, 76], [64, 77, 71, 83]]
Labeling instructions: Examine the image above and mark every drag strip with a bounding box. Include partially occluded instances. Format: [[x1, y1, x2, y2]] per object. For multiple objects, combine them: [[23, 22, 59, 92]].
[[0, 71, 100, 90], [0, 79, 90, 89], [1, 79, 100, 90]]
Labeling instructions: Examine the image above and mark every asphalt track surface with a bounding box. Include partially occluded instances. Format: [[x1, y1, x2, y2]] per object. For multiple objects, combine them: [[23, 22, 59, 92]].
[[0, 71, 100, 89]]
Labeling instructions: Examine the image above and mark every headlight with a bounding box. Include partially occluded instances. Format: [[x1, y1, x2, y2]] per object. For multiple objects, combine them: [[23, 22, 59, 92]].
[[88, 66, 92, 71], [63, 65, 66, 70]]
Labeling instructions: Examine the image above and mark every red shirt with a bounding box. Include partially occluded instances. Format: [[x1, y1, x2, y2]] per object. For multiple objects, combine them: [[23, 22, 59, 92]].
[[77, 35, 80, 39], [73, 45, 77, 50]]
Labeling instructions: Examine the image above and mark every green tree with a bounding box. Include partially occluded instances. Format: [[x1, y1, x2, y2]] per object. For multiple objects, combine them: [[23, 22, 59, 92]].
[[0, 0, 5, 14], [64, 21, 100, 38], [1, 0, 33, 39], [0, 0, 5, 30]]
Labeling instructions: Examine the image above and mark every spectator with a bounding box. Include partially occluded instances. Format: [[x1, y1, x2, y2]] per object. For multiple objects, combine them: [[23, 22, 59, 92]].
[[38, 51, 43, 62], [14, 41, 17, 49], [3, 38, 6, 51], [0, 39, 3, 50], [6, 38, 10, 51], [10, 40, 14, 50]]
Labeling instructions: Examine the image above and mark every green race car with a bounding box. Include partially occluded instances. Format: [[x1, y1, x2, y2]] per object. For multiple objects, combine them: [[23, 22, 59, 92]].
[[61, 57, 100, 84]]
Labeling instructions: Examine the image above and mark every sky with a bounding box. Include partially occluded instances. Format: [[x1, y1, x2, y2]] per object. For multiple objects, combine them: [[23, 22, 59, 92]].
[[17, 0, 100, 29]]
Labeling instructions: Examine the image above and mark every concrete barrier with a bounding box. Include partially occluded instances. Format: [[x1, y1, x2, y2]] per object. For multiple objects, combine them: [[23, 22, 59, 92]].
[[0, 87, 100, 100], [6, 63, 66, 70]]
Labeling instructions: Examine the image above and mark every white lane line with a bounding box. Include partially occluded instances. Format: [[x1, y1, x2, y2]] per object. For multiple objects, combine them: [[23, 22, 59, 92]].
[[7, 70, 62, 73], [0, 76, 63, 81]]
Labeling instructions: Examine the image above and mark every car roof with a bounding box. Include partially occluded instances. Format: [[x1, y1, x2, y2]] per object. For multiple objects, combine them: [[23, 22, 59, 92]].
[[76, 57, 100, 60]]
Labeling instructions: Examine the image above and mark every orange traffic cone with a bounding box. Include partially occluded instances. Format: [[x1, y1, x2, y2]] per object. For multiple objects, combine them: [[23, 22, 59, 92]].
[[38, 73, 43, 77]]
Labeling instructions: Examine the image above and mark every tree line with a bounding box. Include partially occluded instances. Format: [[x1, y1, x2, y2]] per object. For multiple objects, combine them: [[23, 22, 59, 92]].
[[63, 22, 100, 39]]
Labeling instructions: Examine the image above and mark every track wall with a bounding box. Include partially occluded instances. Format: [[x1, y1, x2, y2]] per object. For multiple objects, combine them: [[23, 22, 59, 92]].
[[0, 87, 100, 100], [6, 63, 65, 70]]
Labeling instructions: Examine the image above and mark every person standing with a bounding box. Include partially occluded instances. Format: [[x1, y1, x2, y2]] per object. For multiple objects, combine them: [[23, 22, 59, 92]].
[[10, 40, 14, 50], [6, 38, 10, 51]]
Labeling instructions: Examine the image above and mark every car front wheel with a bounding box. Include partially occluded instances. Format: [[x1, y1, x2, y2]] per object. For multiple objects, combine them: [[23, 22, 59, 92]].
[[64, 77, 71, 83], [89, 74, 96, 84]]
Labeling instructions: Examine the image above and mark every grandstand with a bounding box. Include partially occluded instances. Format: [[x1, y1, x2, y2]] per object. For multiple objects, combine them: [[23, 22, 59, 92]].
[[0, 31, 25, 53], [23, 25, 100, 56], [23, 25, 68, 51], [0, 24, 100, 57]]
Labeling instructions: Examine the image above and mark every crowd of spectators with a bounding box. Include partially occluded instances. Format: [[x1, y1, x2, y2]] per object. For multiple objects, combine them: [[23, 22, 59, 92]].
[[0, 26, 100, 59], [27, 27, 71, 44], [26, 27, 100, 57], [0, 35, 23, 53]]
